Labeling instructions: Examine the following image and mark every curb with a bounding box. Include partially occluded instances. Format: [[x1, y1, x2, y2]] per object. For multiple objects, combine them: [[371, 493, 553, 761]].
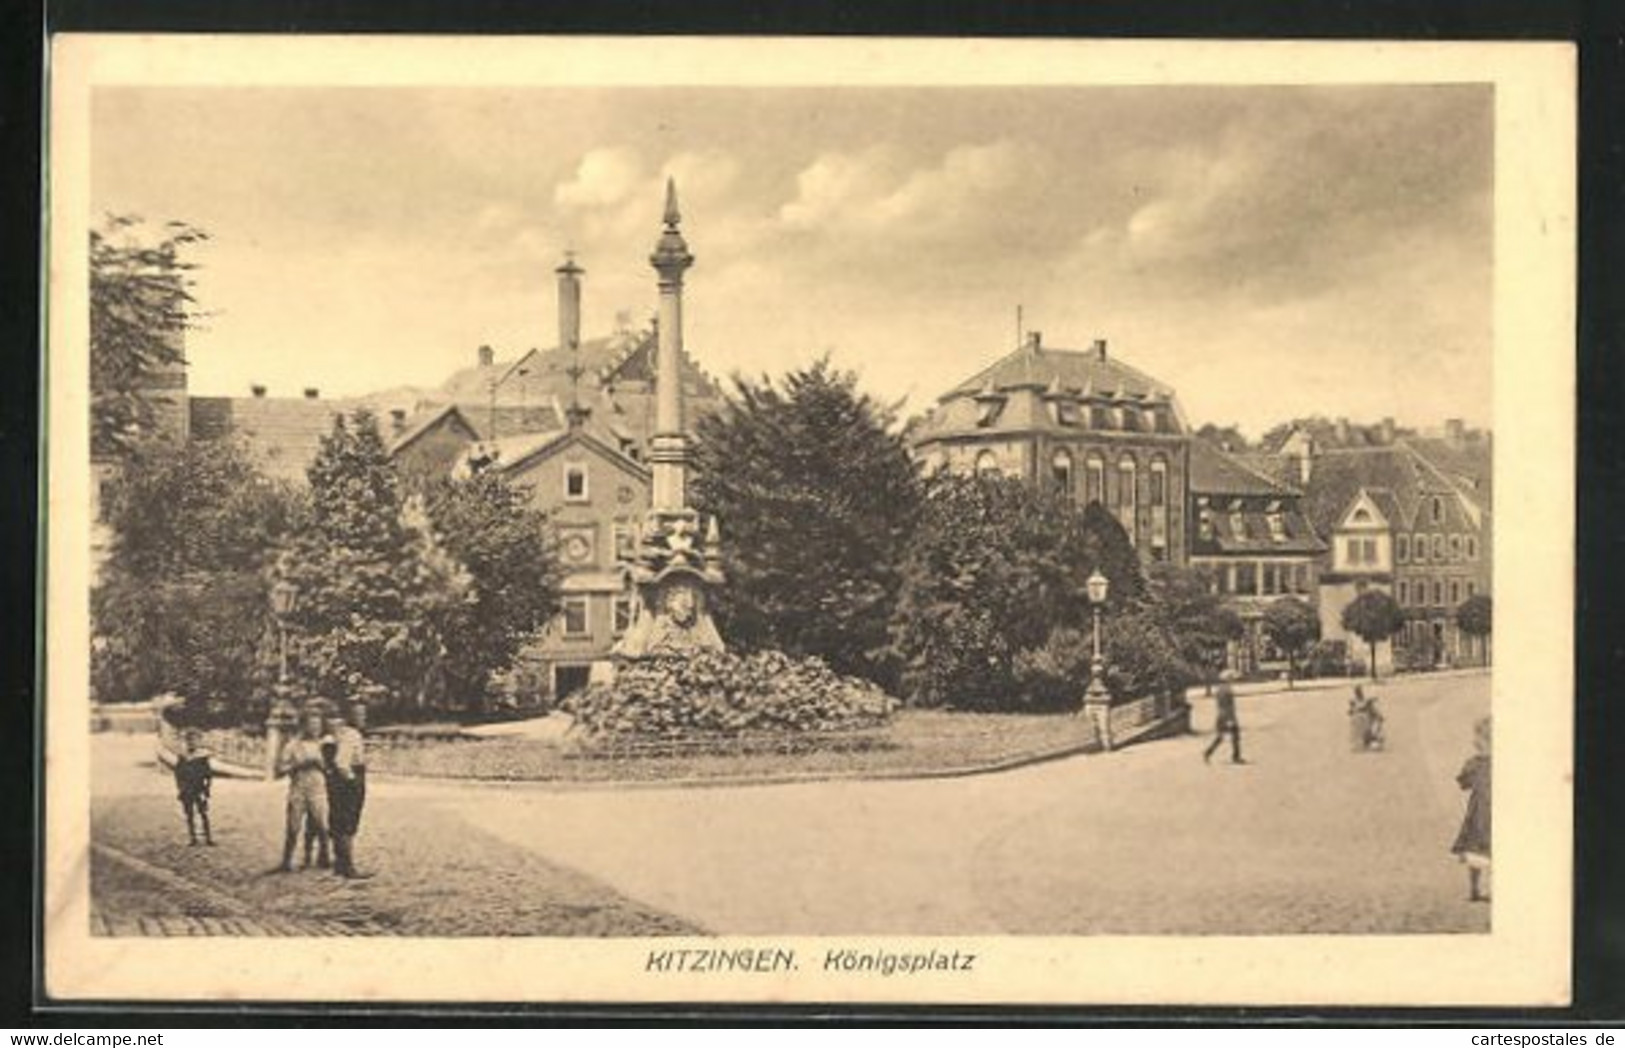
[[368, 709, 1190, 794]]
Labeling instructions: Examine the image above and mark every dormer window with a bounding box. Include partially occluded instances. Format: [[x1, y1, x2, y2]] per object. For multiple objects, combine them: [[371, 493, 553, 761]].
[[975, 450, 1000, 477], [1267, 512, 1287, 543], [1229, 510, 1247, 540], [1198, 509, 1214, 542]]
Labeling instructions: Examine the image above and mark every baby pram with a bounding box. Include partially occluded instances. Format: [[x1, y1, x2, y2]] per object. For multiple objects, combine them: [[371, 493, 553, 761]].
[[1349, 691, 1387, 752]]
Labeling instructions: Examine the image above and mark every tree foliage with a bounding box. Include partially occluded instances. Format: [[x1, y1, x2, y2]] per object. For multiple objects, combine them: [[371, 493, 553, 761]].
[[1340, 589, 1405, 680], [421, 469, 564, 708], [1262, 595, 1321, 687], [1145, 562, 1244, 685], [91, 439, 303, 713], [690, 359, 922, 684], [1456, 594, 1492, 638], [90, 215, 207, 458], [889, 473, 1148, 710], [277, 411, 473, 716]]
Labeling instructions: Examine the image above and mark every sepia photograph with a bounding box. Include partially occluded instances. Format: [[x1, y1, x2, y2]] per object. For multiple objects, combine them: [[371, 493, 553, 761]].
[[43, 35, 1574, 1006]]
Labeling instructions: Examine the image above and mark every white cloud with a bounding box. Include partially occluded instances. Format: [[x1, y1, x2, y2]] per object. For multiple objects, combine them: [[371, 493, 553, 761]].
[[554, 148, 645, 210]]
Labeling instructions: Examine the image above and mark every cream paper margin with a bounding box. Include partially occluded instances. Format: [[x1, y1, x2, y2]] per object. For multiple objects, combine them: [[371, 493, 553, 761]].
[[43, 35, 1575, 1007]]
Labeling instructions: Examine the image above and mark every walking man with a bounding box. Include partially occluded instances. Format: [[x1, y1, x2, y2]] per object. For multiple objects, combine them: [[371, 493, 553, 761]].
[[1203, 669, 1245, 764], [324, 700, 370, 879]]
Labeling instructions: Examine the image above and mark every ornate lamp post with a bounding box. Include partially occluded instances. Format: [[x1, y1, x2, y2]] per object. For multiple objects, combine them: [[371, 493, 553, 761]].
[[1083, 568, 1114, 751], [266, 578, 301, 779]]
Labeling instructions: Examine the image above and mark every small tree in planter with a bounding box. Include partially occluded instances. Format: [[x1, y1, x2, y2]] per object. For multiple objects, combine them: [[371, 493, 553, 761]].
[[1457, 594, 1493, 666], [1262, 596, 1320, 689], [1341, 590, 1405, 680]]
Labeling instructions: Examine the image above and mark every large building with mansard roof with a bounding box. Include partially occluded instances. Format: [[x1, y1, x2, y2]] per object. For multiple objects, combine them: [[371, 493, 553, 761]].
[[911, 332, 1193, 565]]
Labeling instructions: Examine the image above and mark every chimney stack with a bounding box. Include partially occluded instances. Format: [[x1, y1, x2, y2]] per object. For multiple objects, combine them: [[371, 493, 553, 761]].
[[478, 344, 494, 368], [250, 384, 267, 399], [1334, 417, 1350, 445], [304, 388, 320, 400], [1379, 416, 1396, 444], [1093, 338, 1108, 363], [557, 253, 584, 354], [1025, 331, 1042, 352], [390, 408, 408, 434], [1445, 418, 1465, 445]]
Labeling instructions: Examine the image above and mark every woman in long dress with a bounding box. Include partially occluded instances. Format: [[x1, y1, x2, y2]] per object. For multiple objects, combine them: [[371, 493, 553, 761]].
[[1452, 716, 1493, 902]]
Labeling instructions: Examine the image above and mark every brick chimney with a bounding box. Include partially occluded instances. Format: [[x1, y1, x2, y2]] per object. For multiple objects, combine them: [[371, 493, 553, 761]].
[[303, 388, 319, 400], [1093, 338, 1108, 363], [477, 344, 494, 368], [557, 253, 584, 353]]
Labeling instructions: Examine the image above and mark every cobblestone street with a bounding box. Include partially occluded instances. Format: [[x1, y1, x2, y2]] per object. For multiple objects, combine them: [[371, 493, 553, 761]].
[[89, 672, 1491, 937], [90, 734, 701, 937]]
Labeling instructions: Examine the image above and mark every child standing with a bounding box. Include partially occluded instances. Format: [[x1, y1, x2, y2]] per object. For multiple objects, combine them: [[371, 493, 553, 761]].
[[1451, 716, 1493, 902], [172, 729, 214, 846]]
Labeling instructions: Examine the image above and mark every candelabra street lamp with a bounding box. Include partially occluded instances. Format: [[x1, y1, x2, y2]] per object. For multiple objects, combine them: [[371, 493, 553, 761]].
[[266, 578, 301, 779], [1083, 568, 1114, 751]]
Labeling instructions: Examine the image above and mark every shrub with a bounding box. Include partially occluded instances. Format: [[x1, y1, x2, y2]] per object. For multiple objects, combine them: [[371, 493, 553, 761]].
[[1304, 639, 1350, 679], [564, 650, 894, 739]]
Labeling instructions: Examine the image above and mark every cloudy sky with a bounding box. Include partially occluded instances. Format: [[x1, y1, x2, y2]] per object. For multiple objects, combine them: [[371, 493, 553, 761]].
[[91, 83, 1492, 437]]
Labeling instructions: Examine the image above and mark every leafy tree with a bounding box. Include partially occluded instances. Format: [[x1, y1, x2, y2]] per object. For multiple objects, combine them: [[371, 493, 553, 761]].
[[690, 359, 922, 684], [1195, 422, 1250, 452], [1146, 562, 1244, 689], [1340, 589, 1405, 680], [889, 473, 1146, 710], [1262, 595, 1321, 687], [278, 411, 473, 716], [90, 215, 206, 458], [421, 470, 564, 708], [91, 438, 303, 713], [1456, 593, 1493, 666]]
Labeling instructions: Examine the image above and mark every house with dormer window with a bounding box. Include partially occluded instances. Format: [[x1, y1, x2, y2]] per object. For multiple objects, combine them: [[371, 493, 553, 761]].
[[1187, 438, 1326, 673], [911, 331, 1191, 565]]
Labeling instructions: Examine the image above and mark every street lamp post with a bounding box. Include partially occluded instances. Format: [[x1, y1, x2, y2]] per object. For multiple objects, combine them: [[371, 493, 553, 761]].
[[1083, 568, 1114, 751], [266, 579, 301, 779]]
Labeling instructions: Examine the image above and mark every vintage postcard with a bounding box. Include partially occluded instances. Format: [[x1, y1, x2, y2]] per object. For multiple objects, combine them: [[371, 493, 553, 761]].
[[44, 35, 1574, 1006]]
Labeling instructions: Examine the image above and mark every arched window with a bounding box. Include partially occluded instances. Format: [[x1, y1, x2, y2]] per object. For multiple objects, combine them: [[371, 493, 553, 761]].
[[1397, 580, 1410, 605], [1117, 455, 1138, 542], [1449, 535, 1463, 561], [1413, 532, 1429, 563], [1051, 448, 1074, 495], [1397, 534, 1410, 563], [1432, 534, 1447, 561], [975, 450, 999, 477], [1431, 496, 1445, 524], [1466, 535, 1478, 560], [1149, 457, 1168, 507], [1085, 453, 1105, 505]]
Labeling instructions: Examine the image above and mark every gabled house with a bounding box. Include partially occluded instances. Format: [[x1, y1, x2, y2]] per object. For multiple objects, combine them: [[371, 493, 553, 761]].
[[472, 409, 652, 699], [1317, 487, 1403, 674]]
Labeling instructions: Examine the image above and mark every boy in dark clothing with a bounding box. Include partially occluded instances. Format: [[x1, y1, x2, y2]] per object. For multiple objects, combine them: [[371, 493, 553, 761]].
[[173, 729, 214, 846]]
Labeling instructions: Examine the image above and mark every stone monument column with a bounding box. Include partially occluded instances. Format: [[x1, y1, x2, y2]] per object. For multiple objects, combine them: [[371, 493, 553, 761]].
[[613, 180, 725, 659]]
